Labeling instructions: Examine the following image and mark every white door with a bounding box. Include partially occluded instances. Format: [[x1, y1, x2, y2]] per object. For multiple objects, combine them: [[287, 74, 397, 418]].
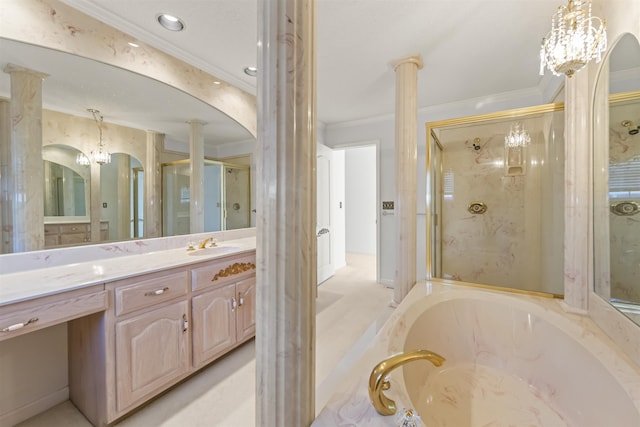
[[317, 146, 334, 284]]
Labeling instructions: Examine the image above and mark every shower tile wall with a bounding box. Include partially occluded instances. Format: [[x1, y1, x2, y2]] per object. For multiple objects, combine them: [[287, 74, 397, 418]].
[[439, 115, 564, 295]]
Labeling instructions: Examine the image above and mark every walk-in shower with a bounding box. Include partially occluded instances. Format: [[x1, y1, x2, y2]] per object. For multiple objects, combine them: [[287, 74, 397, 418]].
[[426, 103, 565, 296]]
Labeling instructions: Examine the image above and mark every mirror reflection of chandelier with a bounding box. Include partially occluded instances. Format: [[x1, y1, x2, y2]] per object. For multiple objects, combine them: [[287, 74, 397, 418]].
[[539, 0, 607, 78], [505, 122, 531, 148], [88, 108, 111, 165]]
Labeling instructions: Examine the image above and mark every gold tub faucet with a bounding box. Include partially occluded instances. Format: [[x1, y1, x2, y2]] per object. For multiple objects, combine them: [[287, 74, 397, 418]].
[[368, 349, 445, 416]]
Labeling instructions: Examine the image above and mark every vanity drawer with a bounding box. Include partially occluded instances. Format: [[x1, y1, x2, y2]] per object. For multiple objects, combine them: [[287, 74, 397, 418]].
[[44, 225, 60, 235], [0, 288, 107, 342], [60, 223, 89, 234], [114, 270, 188, 317], [191, 253, 256, 292]]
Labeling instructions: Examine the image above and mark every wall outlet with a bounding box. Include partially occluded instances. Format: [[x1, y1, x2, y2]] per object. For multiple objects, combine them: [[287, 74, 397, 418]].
[[382, 201, 394, 210]]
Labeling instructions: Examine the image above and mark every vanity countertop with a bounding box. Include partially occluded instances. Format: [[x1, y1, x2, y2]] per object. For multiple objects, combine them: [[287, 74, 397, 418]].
[[0, 237, 256, 307]]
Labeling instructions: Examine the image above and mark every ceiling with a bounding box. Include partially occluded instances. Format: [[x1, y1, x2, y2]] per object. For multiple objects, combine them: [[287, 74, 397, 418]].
[[3, 1, 581, 147], [57, 0, 568, 123]]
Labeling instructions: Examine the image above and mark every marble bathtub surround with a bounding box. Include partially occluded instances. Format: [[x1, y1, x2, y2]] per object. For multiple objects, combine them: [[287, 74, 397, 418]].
[[392, 55, 423, 305], [313, 281, 640, 426]]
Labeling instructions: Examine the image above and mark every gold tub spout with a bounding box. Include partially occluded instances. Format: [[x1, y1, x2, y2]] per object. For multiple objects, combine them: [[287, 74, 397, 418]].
[[368, 349, 445, 416]]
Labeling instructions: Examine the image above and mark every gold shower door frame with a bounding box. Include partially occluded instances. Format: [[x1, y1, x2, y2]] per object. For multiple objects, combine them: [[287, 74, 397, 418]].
[[425, 102, 565, 298]]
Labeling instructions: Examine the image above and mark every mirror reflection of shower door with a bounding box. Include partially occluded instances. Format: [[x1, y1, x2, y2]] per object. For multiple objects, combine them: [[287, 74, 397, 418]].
[[224, 166, 250, 230], [132, 167, 144, 238], [204, 163, 223, 232]]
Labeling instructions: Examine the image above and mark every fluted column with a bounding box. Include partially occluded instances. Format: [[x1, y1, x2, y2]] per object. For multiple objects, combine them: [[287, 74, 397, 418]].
[[3, 64, 48, 252], [0, 98, 10, 253], [188, 120, 206, 233], [392, 55, 423, 304], [256, 0, 317, 425], [145, 131, 163, 238]]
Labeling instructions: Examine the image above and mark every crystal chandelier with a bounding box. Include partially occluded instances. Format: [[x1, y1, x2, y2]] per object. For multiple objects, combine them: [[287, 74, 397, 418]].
[[88, 108, 111, 165], [75, 152, 90, 166], [505, 123, 531, 148], [539, 0, 607, 78]]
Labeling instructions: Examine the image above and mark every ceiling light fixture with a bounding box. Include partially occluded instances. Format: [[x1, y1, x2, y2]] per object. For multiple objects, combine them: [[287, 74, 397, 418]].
[[157, 13, 185, 31], [128, 42, 139, 48], [87, 108, 111, 165], [505, 122, 531, 148], [244, 66, 257, 77], [75, 152, 90, 166], [539, 0, 606, 78]]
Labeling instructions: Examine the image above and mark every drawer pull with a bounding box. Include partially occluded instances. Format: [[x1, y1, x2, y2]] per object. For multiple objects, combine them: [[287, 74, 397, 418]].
[[1, 317, 39, 332], [145, 287, 169, 297], [231, 298, 237, 311], [238, 294, 244, 307], [182, 314, 189, 333]]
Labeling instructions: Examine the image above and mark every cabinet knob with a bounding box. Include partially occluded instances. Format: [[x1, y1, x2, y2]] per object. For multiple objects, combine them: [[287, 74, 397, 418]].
[[182, 314, 188, 333], [238, 294, 244, 307], [231, 298, 237, 311]]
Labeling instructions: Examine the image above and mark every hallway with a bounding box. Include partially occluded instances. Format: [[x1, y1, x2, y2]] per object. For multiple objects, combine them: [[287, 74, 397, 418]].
[[18, 254, 393, 427]]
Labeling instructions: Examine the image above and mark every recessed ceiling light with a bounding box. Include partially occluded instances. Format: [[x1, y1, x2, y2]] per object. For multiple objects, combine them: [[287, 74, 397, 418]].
[[157, 13, 185, 31], [128, 42, 139, 48], [213, 81, 222, 85], [244, 66, 257, 77]]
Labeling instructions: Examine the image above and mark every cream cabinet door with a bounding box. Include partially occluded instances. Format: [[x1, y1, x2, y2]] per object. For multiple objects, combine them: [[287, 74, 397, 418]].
[[236, 276, 256, 343], [192, 283, 237, 368], [115, 300, 190, 412]]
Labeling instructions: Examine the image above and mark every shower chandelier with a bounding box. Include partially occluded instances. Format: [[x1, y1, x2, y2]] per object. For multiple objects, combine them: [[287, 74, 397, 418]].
[[539, 0, 606, 78], [88, 108, 111, 165], [505, 123, 531, 148]]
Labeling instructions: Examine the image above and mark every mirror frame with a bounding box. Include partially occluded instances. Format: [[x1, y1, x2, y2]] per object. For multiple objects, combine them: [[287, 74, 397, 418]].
[[590, 25, 640, 368]]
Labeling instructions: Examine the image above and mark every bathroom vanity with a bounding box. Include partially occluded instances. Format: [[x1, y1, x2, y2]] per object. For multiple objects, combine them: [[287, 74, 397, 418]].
[[0, 237, 256, 426]]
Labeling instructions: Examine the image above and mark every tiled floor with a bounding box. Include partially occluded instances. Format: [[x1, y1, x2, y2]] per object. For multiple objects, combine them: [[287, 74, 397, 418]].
[[18, 254, 394, 427]]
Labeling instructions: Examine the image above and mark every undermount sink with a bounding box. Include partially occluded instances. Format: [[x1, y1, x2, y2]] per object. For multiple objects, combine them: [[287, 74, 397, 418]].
[[188, 245, 240, 256]]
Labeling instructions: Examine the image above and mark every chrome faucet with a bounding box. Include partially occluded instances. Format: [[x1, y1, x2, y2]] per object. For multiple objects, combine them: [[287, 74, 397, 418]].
[[368, 349, 445, 416]]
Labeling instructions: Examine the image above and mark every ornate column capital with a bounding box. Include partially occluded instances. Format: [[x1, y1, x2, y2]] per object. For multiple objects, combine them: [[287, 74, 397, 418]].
[[391, 54, 424, 71]]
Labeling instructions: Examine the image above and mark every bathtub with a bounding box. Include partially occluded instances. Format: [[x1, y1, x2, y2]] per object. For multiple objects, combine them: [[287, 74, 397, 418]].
[[313, 282, 640, 427]]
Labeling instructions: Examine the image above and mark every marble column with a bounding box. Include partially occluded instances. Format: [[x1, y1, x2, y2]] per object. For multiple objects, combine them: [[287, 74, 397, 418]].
[[0, 98, 10, 253], [3, 64, 48, 252], [563, 73, 590, 312], [256, 0, 317, 425], [392, 55, 423, 304], [188, 120, 205, 234], [145, 131, 163, 238]]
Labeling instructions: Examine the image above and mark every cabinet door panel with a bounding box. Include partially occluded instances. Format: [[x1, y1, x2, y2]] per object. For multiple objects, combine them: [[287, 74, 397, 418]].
[[115, 300, 190, 412], [192, 284, 237, 368], [236, 276, 256, 343]]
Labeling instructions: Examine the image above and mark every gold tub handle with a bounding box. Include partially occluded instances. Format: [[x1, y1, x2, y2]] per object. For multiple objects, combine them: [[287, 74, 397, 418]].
[[368, 349, 445, 416]]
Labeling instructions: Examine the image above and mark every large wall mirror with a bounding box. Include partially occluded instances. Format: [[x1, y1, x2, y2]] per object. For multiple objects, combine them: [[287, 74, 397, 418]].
[[0, 36, 256, 254], [593, 33, 640, 326]]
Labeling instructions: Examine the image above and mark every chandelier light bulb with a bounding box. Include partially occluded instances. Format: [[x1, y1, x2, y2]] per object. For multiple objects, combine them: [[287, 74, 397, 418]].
[[505, 123, 531, 148], [539, 0, 606, 78]]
